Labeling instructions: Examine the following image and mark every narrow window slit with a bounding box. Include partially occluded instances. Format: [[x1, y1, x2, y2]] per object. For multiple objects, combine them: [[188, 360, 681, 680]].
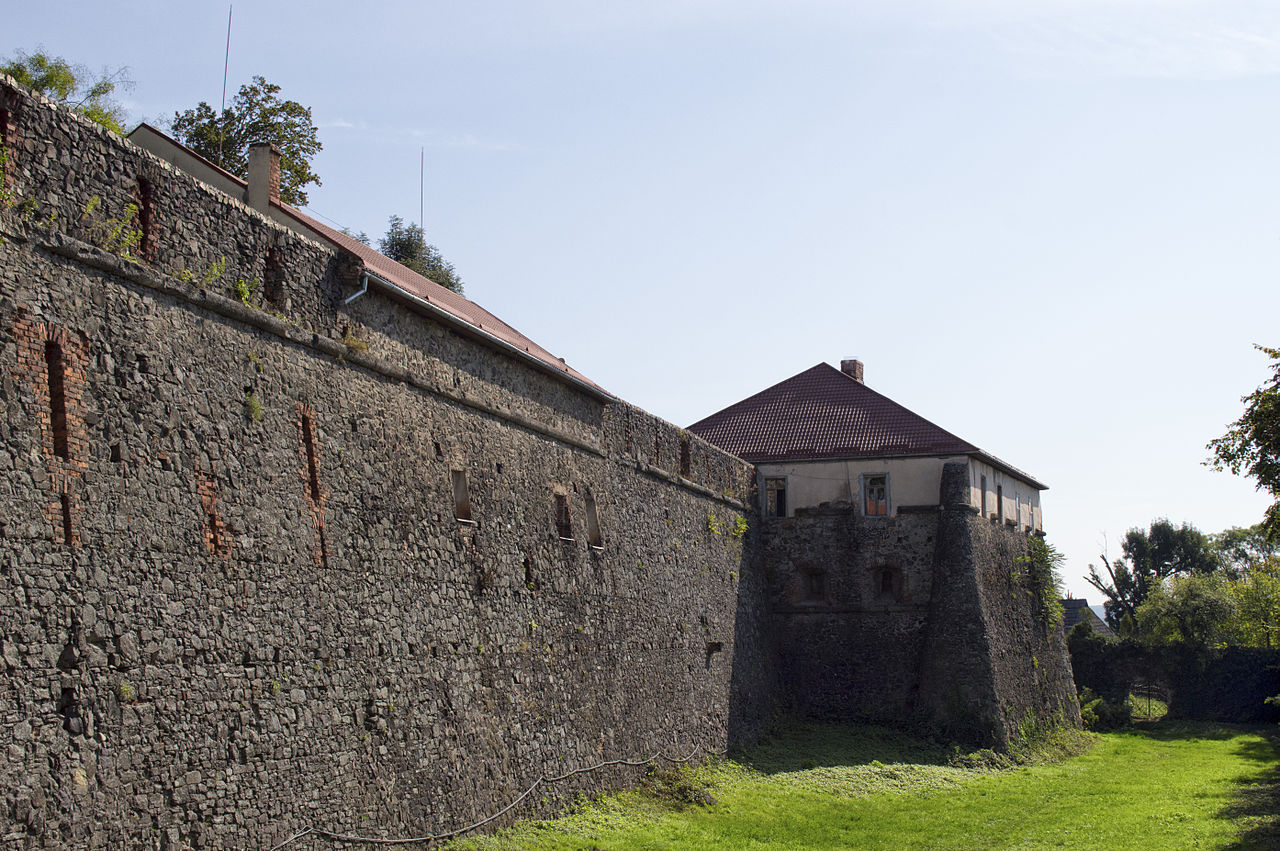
[[679, 438, 691, 478], [44, 340, 70, 460], [452, 470, 473, 522], [60, 494, 73, 545], [554, 494, 573, 540], [301, 414, 321, 503], [264, 246, 284, 304], [585, 493, 603, 548], [136, 177, 154, 260]]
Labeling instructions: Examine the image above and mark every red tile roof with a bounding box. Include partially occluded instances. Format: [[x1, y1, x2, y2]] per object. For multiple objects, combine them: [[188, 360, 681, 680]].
[[297, 214, 608, 396], [688, 363, 1045, 488], [127, 124, 608, 399]]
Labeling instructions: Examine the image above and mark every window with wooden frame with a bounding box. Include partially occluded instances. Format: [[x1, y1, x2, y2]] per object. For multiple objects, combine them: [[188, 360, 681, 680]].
[[862, 474, 888, 517]]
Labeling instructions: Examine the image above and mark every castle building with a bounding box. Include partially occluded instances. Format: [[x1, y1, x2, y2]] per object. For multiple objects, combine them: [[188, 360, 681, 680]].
[[689, 359, 1045, 532], [0, 76, 1078, 848]]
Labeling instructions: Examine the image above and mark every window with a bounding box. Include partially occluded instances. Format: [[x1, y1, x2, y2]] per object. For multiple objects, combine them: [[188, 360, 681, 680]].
[[980, 475, 987, 517], [452, 470, 473, 522], [996, 485, 1003, 523], [803, 569, 826, 602], [264, 246, 285, 304], [554, 493, 573, 539], [300, 413, 321, 503], [863, 474, 888, 516], [136, 177, 155, 260], [585, 493, 603, 548], [765, 477, 787, 518], [880, 569, 894, 595]]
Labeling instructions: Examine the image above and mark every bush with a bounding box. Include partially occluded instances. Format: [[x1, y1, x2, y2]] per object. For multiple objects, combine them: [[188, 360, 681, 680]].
[[1078, 687, 1132, 732]]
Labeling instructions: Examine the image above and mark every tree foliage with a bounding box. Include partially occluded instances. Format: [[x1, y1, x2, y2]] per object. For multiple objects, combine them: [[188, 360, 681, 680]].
[[1211, 524, 1280, 578], [2, 49, 132, 134], [378, 215, 465, 294], [171, 76, 322, 207], [1208, 345, 1280, 541], [1087, 520, 1220, 629], [1135, 574, 1237, 649]]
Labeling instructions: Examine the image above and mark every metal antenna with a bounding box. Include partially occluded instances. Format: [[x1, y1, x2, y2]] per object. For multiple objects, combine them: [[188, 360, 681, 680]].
[[218, 5, 233, 166]]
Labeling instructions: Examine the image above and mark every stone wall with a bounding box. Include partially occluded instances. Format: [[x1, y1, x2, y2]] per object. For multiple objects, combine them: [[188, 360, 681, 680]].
[[0, 75, 1078, 849], [760, 464, 1079, 746], [0, 79, 760, 849]]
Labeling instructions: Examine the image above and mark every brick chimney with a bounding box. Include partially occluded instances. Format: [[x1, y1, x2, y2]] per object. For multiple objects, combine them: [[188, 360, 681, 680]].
[[840, 358, 864, 383], [245, 142, 281, 212]]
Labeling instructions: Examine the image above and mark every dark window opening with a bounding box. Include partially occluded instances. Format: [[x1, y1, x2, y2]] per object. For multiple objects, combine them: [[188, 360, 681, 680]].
[[110, 443, 122, 463], [679, 438, 691, 478], [803, 570, 826, 602], [880, 569, 895, 595], [863, 474, 888, 516], [996, 485, 1004, 523], [585, 493, 603, 548], [523, 556, 537, 591], [136, 177, 154, 260], [434, 441, 444, 460], [44, 340, 69, 460], [318, 524, 329, 569], [59, 493, 73, 545], [301, 414, 321, 503], [264, 246, 284, 304], [980, 474, 987, 517], [765, 478, 787, 518], [452, 470, 473, 522], [554, 494, 573, 540]]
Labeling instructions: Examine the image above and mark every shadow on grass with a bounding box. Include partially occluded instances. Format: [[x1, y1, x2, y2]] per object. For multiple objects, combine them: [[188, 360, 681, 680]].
[[732, 722, 954, 775], [1220, 731, 1280, 850]]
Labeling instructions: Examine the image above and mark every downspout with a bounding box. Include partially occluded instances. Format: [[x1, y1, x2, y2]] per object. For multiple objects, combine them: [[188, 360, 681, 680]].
[[343, 271, 370, 305]]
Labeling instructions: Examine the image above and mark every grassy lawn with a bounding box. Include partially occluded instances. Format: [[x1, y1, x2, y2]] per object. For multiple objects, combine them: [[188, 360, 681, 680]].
[[447, 722, 1280, 850]]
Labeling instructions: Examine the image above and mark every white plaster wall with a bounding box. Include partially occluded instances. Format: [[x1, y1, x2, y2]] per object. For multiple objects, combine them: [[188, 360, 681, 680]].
[[758, 456, 968, 516], [967, 458, 1042, 532], [759, 455, 1044, 531]]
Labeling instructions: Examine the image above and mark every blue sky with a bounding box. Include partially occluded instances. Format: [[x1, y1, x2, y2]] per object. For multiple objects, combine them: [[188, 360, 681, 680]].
[[9, 0, 1279, 597]]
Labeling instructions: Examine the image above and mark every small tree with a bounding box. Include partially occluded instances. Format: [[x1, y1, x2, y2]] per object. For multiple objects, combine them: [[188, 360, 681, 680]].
[[171, 76, 322, 206], [2, 49, 132, 133], [1087, 519, 1220, 629], [377, 215, 465, 294], [1209, 345, 1280, 541]]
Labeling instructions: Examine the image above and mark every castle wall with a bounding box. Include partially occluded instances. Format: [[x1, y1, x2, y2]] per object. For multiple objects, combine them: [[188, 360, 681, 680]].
[[760, 465, 1078, 746], [0, 81, 759, 849], [916, 464, 1079, 745], [757, 505, 938, 723]]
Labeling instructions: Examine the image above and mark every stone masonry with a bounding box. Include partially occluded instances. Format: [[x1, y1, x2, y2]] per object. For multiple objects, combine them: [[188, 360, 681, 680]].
[[0, 77, 1076, 849]]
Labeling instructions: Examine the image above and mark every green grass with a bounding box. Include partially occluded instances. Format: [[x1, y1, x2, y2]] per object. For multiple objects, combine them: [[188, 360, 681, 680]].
[[446, 721, 1280, 850]]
